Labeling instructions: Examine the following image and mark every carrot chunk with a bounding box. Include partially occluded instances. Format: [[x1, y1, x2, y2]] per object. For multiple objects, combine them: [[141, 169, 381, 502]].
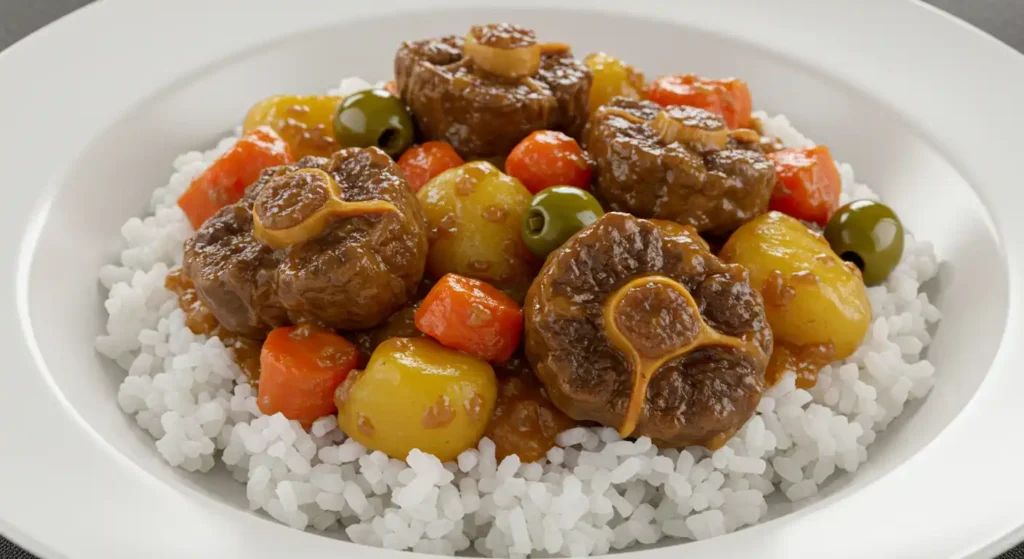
[[257, 325, 358, 429], [414, 274, 523, 363], [647, 74, 753, 129], [505, 130, 592, 194], [397, 141, 465, 192], [178, 125, 293, 228], [767, 145, 842, 226]]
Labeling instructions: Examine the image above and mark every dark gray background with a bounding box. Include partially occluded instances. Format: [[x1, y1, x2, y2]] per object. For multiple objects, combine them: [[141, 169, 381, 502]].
[[0, 1, 1022, 558]]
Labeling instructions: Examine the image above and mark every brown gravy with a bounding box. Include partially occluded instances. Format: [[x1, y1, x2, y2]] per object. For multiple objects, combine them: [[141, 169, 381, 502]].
[[165, 268, 262, 384], [765, 341, 835, 389], [486, 358, 579, 463]]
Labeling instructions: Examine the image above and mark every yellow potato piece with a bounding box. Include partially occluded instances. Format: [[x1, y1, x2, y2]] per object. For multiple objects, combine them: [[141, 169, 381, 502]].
[[243, 95, 343, 160], [721, 211, 870, 360], [335, 337, 497, 462], [584, 52, 645, 114], [416, 161, 537, 300]]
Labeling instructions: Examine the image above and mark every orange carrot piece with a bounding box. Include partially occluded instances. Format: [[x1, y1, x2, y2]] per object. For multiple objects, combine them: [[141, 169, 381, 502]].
[[177, 125, 293, 229], [256, 325, 358, 429], [397, 141, 465, 192], [646, 74, 753, 129], [718, 78, 753, 130], [767, 145, 842, 227], [414, 274, 523, 363], [505, 130, 592, 194]]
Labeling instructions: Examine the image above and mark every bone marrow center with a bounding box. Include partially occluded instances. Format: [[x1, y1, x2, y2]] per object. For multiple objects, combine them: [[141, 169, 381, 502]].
[[254, 168, 333, 230], [608, 276, 701, 359]]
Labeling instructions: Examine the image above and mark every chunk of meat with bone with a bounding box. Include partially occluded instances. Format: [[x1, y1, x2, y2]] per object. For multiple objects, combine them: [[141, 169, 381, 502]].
[[394, 23, 591, 160], [523, 212, 772, 448], [587, 97, 776, 236], [183, 147, 428, 338]]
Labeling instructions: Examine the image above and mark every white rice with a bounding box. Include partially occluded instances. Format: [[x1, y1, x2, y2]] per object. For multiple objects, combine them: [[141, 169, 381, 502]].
[[96, 79, 941, 557]]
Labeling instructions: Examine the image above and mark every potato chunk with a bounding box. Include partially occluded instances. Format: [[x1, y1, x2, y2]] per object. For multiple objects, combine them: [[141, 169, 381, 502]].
[[417, 161, 538, 300], [243, 95, 343, 159], [720, 211, 870, 360], [335, 337, 497, 462]]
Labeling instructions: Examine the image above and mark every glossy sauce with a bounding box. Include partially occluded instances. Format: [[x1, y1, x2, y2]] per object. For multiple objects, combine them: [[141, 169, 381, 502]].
[[485, 358, 578, 462], [165, 268, 262, 383], [351, 305, 425, 365], [765, 341, 835, 389], [757, 265, 836, 389], [760, 269, 796, 307], [422, 395, 457, 429]]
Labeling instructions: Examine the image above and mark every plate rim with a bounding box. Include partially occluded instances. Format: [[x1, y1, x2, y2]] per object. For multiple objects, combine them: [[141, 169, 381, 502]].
[[1, 0, 1023, 558]]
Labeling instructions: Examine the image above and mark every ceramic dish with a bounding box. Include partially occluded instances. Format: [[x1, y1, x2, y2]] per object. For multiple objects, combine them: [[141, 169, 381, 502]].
[[1, 1, 1022, 557]]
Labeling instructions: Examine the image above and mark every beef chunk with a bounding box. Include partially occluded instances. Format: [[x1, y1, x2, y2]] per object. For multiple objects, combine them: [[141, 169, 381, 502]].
[[184, 147, 428, 337], [524, 212, 772, 448]]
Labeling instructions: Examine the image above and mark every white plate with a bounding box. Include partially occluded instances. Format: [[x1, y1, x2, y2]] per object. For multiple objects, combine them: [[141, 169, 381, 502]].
[[1, 0, 1022, 557]]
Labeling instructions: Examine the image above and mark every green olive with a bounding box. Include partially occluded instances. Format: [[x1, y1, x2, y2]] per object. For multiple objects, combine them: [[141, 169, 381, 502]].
[[333, 89, 414, 157], [521, 186, 604, 257], [824, 200, 905, 285]]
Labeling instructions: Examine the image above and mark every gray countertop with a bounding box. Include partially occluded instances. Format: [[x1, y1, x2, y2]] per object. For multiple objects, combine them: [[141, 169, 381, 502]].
[[1, 1, 1022, 558], [2, 0, 1022, 53]]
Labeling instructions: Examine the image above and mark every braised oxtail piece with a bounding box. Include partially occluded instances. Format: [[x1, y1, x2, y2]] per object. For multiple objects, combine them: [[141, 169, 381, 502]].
[[524, 212, 772, 449], [184, 147, 428, 336], [395, 23, 591, 159]]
